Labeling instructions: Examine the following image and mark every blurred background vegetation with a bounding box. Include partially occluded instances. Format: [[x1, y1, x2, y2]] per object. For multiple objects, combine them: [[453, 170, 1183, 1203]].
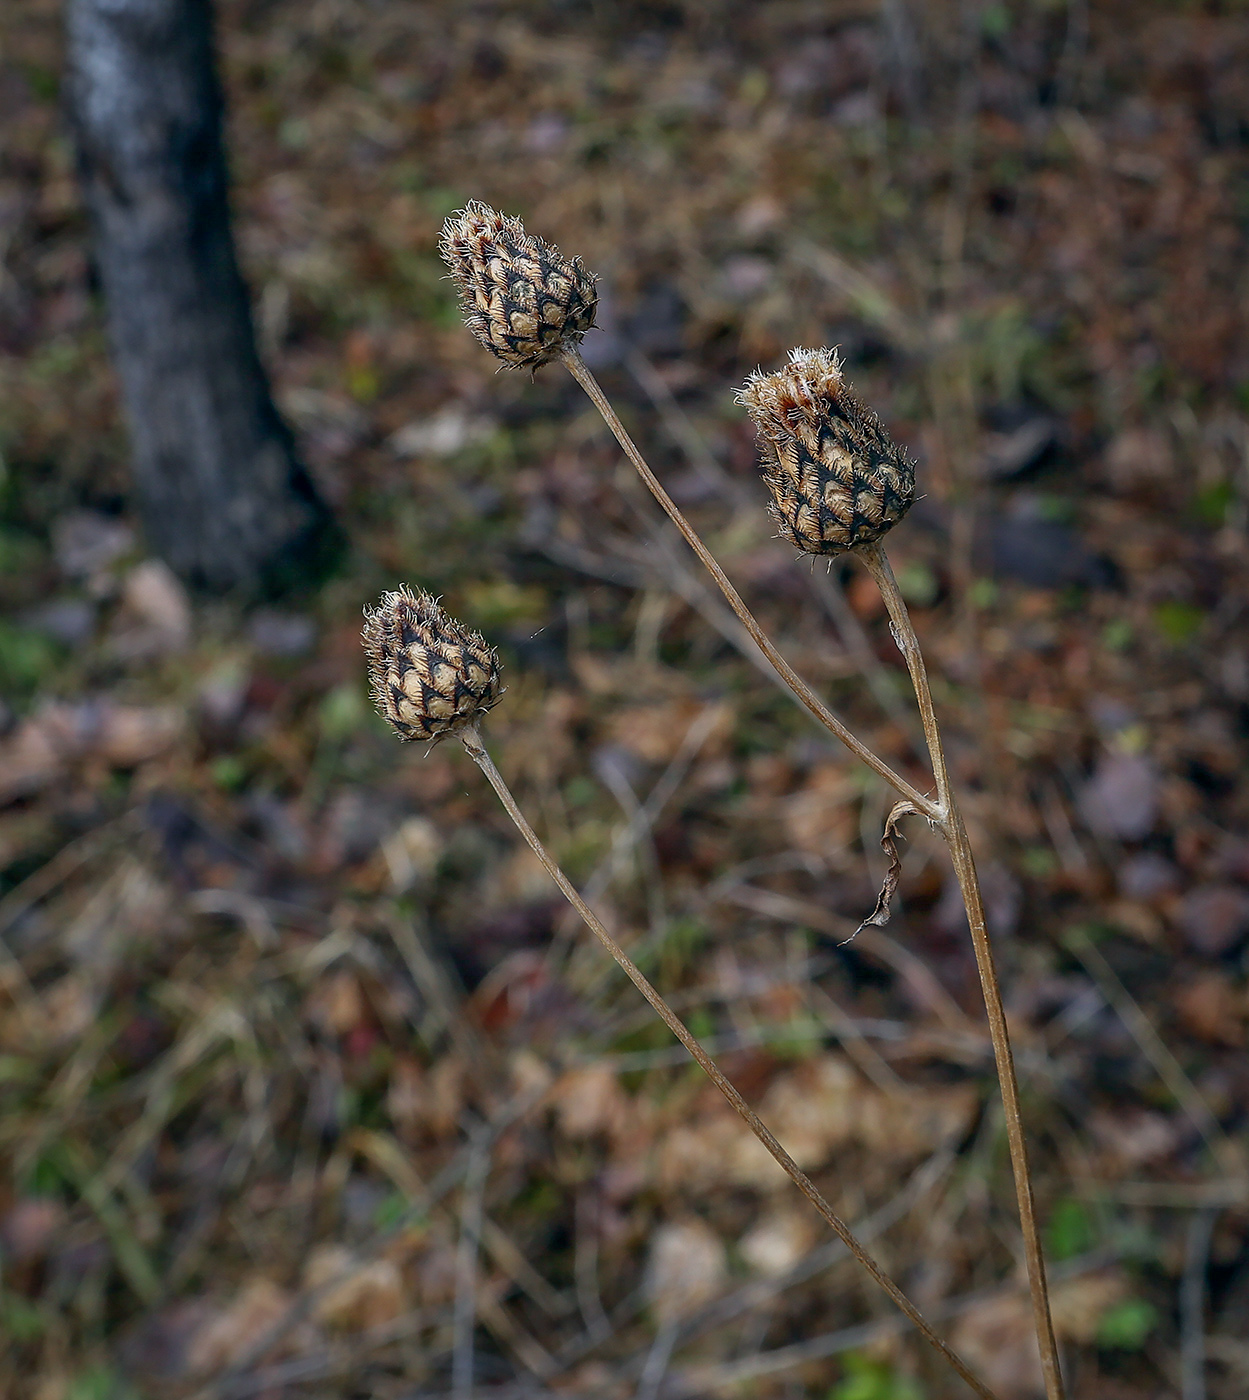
[[3, 1, 1249, 1396]]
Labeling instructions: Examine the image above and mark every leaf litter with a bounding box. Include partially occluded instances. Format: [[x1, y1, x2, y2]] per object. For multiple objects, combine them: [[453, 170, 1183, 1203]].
[[2, 1, 1249, 1396]]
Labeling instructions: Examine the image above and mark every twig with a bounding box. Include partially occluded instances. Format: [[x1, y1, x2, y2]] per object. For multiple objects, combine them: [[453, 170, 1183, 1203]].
[[458, 724, 997, 1400], [637, 1316, 680, 1400], [561, 346, 937, 819], [1181, 1208, 1216, 1400], [856, 545, 950, 812], [574, 1188, 612, 1343], [445, 230, 1054, 1393], [858, 540, 1065, 1400], [453, 1131, 491, 1400]]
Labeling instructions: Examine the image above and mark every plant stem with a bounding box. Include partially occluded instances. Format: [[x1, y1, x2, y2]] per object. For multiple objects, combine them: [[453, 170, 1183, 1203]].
[[857, 542, 1065, 1400], [561, 346, 937, 821], [458, 724, 997, 1400]]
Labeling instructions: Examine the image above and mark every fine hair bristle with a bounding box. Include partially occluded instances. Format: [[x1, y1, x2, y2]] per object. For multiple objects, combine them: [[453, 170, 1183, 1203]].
[[738, 347, 915, 557], [739, 346, 846, 422], [439, 201, 598, 370], [362, 585, 502, 743]]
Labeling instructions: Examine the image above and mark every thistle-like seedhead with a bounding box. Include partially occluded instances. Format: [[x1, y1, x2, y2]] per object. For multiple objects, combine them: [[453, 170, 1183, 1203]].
[[362, 586, 502, 743], [439, 202, 598, 370], [739, 347, 916, 556]]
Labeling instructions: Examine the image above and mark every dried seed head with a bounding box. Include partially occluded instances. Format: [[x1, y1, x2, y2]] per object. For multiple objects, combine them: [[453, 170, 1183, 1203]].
[[362, 586, 502, 743], [738, 348, 916, 556], [440, 202, 598, 370]]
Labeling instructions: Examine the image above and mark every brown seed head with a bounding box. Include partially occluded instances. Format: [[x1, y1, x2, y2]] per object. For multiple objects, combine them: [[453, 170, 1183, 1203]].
[[440, 202, 598, 370], [738, 348, 916, 556], [362, 586, 502, 743]]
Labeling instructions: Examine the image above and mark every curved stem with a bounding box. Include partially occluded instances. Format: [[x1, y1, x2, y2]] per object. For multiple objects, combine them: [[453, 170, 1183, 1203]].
[[458, 725, 997, 1400], [561, 346, 937, 821], [857, 543, 951, 817], [857, 544, 1065, 1400]]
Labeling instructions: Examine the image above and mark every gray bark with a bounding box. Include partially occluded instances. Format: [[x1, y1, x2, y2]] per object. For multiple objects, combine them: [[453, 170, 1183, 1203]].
[[67, 0, 338, 594]]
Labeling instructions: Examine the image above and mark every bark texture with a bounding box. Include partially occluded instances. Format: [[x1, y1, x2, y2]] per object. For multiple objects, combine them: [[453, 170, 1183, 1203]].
[[67, 0, 337, 594]]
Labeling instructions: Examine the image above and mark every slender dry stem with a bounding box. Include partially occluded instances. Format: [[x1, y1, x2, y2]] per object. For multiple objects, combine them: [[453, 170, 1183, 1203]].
[[858, 541, 1064, 1400], [458, 725, 997, 1400], [560, 346, 937, 820]]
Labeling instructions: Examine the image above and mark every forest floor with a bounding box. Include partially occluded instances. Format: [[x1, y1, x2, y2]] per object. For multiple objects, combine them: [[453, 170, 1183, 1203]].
[[3, 1, 1249, 1397]]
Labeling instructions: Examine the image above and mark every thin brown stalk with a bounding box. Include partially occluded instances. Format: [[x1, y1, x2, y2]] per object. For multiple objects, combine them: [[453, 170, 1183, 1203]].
[[458, 725, 996, 1399], [560, 346, 937, 820], [857, 541, 1064, 1400]]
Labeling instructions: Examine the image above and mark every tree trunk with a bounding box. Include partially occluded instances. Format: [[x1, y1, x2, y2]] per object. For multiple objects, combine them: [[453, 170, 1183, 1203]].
[[66, 0, 339, 595]]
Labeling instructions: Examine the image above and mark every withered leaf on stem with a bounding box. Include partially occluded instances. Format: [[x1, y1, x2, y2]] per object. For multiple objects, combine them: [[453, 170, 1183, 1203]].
[[846, 799, 923, 942]]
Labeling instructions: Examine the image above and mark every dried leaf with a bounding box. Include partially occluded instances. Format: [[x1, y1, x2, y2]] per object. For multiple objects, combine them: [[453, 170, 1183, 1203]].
[[0, 1197, 66, 1262], [952, 1271, 1131, 1398], [1175, 884, 1249, 957], [0, 699, 183, 804], [644, 1219, 726, 1323], [847, 799, 922, 940], [304, 1244, 406, 1330], [655, 1055, 977, 1193], [739, 1210, 816, 1277], [108, 559, 192, 660], [781, 762, 859, 856], [607, 698, 733, 764], [305, 969, 367, 1037], [551, 1064, 632, 1141], [186, 1278, 300, 1374], [1078, 752, 1158, 841], [949, 1292, 1042, 1398], [1174, 973, 1247, 1047]]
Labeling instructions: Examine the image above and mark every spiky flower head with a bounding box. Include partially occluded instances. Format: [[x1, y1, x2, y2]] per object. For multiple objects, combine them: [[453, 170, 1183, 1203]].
[[439, 202, 598, 370], [362, 586, 502, 743], [738, 348, 916, 556]]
